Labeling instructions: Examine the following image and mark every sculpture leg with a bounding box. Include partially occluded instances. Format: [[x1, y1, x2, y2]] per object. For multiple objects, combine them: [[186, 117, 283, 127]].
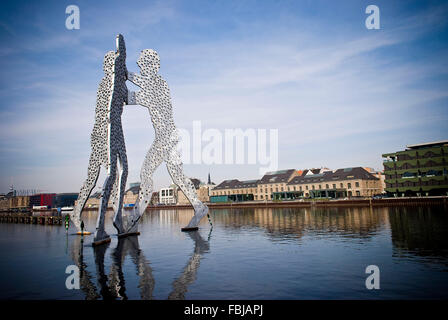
[[126, 142, 164, 233], [112, 149, 128, 234], [166, 147, 209, 229], [109, 165, 119, 220], [94, 154, 117, 242], [71, 152, 101, 232]]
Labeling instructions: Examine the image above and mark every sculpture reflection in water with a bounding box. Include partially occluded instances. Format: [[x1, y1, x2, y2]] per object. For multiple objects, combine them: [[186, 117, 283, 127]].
[[69, 230, 210, 299], [70, 237, 101, 299], [168, 230, 211, 300], [70, 236, 154, 300]]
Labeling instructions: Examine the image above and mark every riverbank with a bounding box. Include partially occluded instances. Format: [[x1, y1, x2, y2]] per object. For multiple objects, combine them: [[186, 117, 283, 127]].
[[1, 196, 446, 216], [150, 196, 448, 210]]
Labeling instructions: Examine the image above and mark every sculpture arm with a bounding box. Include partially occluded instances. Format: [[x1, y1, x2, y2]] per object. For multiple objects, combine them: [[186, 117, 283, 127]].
[[127, 90, 137, 105], [127, 71, 147, 88], [127, 90, 147, 107]]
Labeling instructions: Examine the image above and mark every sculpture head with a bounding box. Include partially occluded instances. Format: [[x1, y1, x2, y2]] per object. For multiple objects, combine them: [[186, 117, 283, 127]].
[[137, 49, 160, 76], [103, 51, 115, 75], [116, 34, 126, 59]]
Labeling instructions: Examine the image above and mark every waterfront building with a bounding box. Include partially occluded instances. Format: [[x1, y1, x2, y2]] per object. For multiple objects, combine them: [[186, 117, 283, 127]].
[[159, 186, 176, 205], [29, 193, 56, 208], [83, 191, 101, 208], [363, 167, 386, 194], [150, 191, 159, 205], [196, 185, 212, 203], [210, 179, 259, 202], [7, 196, 30, 210], [382, 140, 448, 196], [286, 167, 382, 199], [256, 169, 299, 201], [0, 196, 8, 210], [123, 182, 140, 205], [200, 172, 216, 203], [54, 193, 78, 208]]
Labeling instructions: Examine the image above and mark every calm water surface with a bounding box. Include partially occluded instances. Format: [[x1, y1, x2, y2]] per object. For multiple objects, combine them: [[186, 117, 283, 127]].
[[1, 206, 447, 299]]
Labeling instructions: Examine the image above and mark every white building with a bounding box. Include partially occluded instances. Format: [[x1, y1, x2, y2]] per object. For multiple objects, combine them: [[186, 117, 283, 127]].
[[159, 187, 176, 205]]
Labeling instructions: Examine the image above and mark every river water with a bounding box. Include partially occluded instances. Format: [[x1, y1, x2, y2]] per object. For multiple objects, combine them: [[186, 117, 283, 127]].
[[1, 206, 447, 299]]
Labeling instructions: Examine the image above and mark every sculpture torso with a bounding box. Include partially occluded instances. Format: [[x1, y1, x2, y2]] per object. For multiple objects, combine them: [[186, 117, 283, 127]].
[[90, 50, 127, 170], [136, 74, 177, 147]]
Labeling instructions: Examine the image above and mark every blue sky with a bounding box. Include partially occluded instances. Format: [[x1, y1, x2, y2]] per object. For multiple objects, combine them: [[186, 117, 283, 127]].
[[0, 0, 447, 193]]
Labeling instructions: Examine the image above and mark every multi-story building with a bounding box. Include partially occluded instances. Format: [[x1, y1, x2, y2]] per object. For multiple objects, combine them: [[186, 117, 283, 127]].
[[29, 193, 56, 208], [159, 186, 176, 205], [210, 167, 382, 201], [123, 182, 140, 205], [210, 179, 259, 202], [54, 193, 78, 208], [8, 196, 30, 210], [382, 140, 448, 196], [150, 192, 159, 205], [363, 167, 385, 194], [256, 169, 298, 201], [286, 167, 382, 199]]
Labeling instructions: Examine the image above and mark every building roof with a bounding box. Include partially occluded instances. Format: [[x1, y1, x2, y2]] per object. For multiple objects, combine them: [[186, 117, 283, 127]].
[[213, 179, 260, 190], [190, 178, 201, 189], [126, 185, 140, 195], [287, 167, 378, 185], [234, 179, 259, 188], [213, 179, 241, 190], [259, 169, 296, 184], [406, 140, 448, 150]]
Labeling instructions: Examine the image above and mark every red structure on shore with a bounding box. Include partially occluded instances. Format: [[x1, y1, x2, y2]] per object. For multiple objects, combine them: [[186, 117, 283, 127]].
[[29, 193, 56, 208]]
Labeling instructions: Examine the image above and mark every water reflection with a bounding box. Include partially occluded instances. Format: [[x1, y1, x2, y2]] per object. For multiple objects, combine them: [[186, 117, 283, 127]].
[[69, 229, 211, 300], [70, 236, 154, 300], [70, 237, 100, 300], [388, 206, 448, 261], [169, 230, 211, 300], [212, 207, 390, 240], [62, 205, 448, 300]]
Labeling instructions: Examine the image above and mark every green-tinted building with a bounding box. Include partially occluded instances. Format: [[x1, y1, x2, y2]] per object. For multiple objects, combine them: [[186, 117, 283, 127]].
[[382, 140, 448, 196]]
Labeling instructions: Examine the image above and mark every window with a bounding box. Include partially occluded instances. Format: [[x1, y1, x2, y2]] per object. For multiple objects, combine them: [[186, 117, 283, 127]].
[[312, 185, 315, 190], [319, 185, 321, 189], [299, 186, 302, 191], [326, 184, 329, 189], [306, 186, 308, 190], [340, 183, 343, 188], [355, 182, 359, 188], [356, 191, 360, 196], [348, 183, 351, 189], [333, 184, 336, 189]]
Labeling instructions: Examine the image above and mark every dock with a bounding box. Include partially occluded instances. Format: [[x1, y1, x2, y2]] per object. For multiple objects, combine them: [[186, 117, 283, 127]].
[[0, 214, 63, 225]]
